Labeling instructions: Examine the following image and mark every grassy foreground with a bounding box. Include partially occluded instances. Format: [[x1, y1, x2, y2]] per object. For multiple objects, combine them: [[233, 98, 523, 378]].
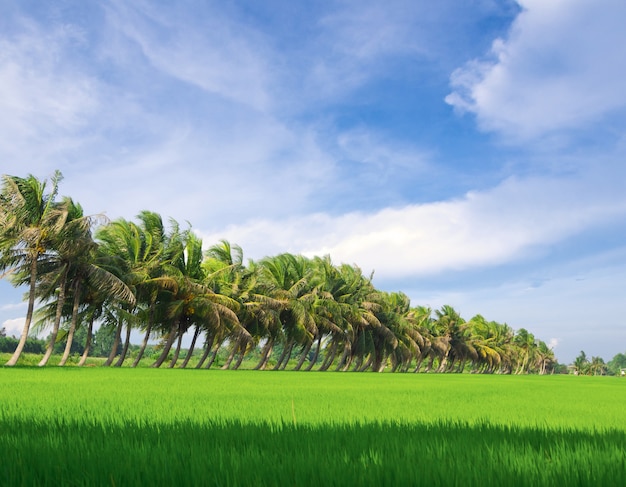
[[1, 369, 625, 486]]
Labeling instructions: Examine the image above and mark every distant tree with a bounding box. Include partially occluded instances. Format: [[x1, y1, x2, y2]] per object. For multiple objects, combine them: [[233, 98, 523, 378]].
[[607, 352, 626, 375], [573, 351, 589, 375], [589, 356, 607, 376], [91, 325, 119, 358]]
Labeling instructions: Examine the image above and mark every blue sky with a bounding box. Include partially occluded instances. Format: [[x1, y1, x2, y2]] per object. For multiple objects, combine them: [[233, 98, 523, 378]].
[[1, 0, 626, 364]]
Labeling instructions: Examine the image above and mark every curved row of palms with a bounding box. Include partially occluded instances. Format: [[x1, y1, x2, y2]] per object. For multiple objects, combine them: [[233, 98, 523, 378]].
[[0, 172, 556, 373]]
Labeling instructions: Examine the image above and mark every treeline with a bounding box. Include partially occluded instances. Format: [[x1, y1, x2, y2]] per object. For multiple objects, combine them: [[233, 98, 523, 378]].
[[1, 171, 560, 373], [572, 350, 626, 376]]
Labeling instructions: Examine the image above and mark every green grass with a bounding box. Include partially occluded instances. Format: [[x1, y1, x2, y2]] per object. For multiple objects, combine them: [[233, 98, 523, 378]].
[[1, 368, 625, 486]]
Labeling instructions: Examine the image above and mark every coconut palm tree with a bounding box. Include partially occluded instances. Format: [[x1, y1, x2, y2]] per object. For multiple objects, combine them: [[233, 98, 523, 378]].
[[514, 328, 537, 374], [0, 171, 67, 366], [151, 229, 240, 368], [573, 350, 589, 375], [433, 305, 472, 372], [256, 254, 317, 371], [35, 197, 97, 366]]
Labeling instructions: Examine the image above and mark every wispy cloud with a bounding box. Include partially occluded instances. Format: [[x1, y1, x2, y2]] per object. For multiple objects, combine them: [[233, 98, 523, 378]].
[[445, 0, 626, 141], [0, 17, 101, 173], [105, 0, 274, 112], [200, 166, 626, 279]]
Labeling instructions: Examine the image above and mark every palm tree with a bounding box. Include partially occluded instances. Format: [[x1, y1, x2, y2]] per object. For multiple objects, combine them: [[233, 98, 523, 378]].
[[152, 229, 240, 368], [514, 328, 537, 374], [433, 305, 470, 372], [256, 254, 317, 371], [32, 198, 109, 366], [0, 171, 66, 366], [573, 350, 589, 375], [129, 211, 177, 367], [533, 340, 555, 375]]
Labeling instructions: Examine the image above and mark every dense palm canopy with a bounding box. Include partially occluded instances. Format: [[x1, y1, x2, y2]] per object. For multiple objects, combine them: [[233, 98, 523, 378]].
[[0, 171, 558, 372]]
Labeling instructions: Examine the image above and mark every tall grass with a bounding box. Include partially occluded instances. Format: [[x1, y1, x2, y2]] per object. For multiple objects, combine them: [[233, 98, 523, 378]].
[[1, 369, 625, 485]]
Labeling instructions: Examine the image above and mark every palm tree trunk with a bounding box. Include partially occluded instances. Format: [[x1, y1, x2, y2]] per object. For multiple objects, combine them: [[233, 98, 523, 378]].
[[77, 315, 95, 367], [336, 341, 352, 371], [351, 354, 363, 372], [254, 337, 274, 370], [319, 339, 338, 371], [39, 266, 68, 367], [360, 355, 374, 372], [305, 335, 323, 371], [195, 333, 214, 369], [272, 338, 293, 370], [232, 339, 249, 370], [104, 320, 123, 366], [132, 303, 156, 367], [372, 349, 386, 372], [132, 323, 152, 367], [424, 354, 436, 373], [152, 321, 178, 368], [279, 340, 295, 371], [221, 338, 239, 369], [114, 322, 132, 367], [180, 325, 201, 368], [168, 331, 184, 368], [293, 340, 313, 371], [205, 342, 221, 369], [6, 258, 38, 366], [437, 353, 449, 373], [59, 279, 82, 366]]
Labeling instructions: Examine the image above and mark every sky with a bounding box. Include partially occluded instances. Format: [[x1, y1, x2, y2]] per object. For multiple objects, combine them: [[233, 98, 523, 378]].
[[1, 0, 626, 364]]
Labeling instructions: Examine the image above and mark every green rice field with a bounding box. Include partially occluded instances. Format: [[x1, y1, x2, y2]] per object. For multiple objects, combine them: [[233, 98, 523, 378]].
[[1, 368, 625, 486]]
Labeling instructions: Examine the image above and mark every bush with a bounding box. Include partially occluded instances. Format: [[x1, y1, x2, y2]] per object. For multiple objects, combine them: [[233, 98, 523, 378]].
[[0, 335, 46, 354]]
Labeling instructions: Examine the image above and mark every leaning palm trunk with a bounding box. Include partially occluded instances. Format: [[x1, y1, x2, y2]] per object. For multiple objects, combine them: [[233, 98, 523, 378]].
[[336, 341, 352, 371], [39, 266, 69, 366], [168, 332, 184, 368], [278, 341, 295, 371], [372, 348, 387, 372], [132, 303, 156, 367], [221, 340, 239, 370], [132, 322, 152, 367], [114, 322, 132, 367], [437, 353, 449, 373], [6, 258, 38, 366], [351, 354, 364, 372], [272, 339, 293, 370], [180, 325, 201, 368], [59, 279, 82, 366], [305, 335, 323, 371], [204, 342, 221, 369], [293, 340, 313, 371], [319, 339, 338, 371], [195, 333, 214, 369], [254, 337, 274, 370], [152, 321, 179, 368], [104, 319, 123, 366], [77, 315, 95, 366], [232, 339, 249, 370], [360, 355, 375, 372]]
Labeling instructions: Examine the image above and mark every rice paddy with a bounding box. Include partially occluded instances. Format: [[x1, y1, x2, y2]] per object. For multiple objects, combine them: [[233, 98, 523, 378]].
[[1, 369, 625, 486]]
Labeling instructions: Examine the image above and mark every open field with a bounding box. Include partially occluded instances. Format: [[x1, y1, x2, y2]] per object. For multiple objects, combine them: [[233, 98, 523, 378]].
[[1, 369, 625, 486]]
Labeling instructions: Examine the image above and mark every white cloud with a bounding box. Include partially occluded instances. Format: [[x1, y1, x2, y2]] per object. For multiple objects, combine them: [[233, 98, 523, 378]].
[[105, 0, 273, 112], [0, 18, 100, 173], [200, 170, 626, 279], [2, 318, 24, 339], [445, 0, 626, 140], [337, 128, 431, 175], [0, 302, 26, 312]]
